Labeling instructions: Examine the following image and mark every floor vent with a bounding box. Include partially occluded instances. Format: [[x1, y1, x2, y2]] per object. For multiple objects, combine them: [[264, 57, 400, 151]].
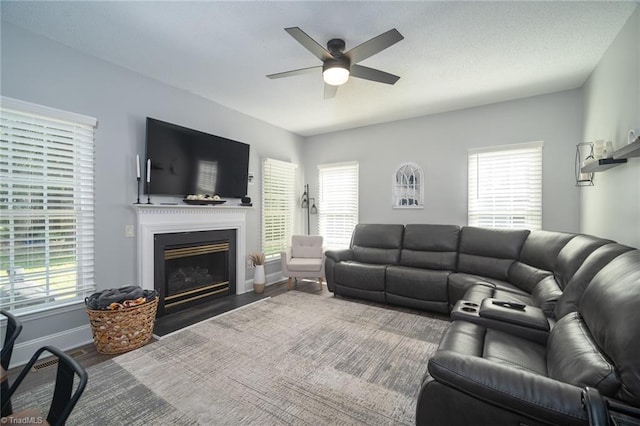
[[31, 349, 87, 372]]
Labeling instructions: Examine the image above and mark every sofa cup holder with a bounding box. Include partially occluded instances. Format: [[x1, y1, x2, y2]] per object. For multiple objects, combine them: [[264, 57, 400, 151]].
[[459, 301, 480, 313]]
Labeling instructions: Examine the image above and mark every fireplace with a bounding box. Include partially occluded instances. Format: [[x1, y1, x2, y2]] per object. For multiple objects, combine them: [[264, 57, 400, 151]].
[[134, 205, 248, 314], [154, 229, 236, 317]]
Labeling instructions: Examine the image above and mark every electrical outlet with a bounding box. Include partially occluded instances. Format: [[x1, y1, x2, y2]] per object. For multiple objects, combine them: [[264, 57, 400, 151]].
[[125, 225, 134, 238], [247, 258, 254, 269]]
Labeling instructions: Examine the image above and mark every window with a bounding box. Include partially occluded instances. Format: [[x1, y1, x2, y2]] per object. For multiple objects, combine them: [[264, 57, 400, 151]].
[[318, 162, 359, 249], [393, 162, 424, 208], [468, 141, 543, 230], [0, 97, 96, 312], [262, 158, 297, 259]]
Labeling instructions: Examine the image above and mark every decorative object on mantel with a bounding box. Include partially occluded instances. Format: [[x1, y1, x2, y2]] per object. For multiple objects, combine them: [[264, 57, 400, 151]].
[[576, 142, 594, 186], [301, 184, 318, 235], [183, 194, 226, 205], [134, 154, 142, 204], [249, 252, 266, 294], [146, 158, 152, 204], [241, 195, 252, 206]]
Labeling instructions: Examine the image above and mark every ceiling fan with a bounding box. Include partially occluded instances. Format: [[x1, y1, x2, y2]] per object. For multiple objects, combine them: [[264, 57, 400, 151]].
[[267, 27, 404, 99]]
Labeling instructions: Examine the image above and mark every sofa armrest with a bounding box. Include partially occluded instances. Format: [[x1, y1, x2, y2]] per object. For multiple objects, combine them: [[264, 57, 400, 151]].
[[479, 299, 550, 331], [427, 350, 588, 425], [324, 249, 353, 292], [324, 249, 354, 263], [450, 301, 550, 344]]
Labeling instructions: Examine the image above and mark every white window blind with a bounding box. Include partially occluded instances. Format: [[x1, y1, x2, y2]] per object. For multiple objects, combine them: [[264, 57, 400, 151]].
[[318, 162, 359, 249], [262, 158, 297, 259], [468, 141, 543, 230], [1, 97, 96, 312]]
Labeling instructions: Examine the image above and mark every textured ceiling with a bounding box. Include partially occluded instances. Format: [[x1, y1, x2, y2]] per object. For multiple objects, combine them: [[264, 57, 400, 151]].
[[1, 1, 637, 136]]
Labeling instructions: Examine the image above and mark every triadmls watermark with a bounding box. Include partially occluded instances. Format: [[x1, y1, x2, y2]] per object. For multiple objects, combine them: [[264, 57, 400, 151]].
[[1, 416, 45, 424]]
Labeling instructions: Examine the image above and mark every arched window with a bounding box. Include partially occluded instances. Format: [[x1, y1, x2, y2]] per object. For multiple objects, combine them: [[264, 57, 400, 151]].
[[393, 162, 424, 209]]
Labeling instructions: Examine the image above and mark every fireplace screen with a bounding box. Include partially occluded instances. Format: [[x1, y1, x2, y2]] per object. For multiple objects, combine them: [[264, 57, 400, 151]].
[[154, 229, 237, 317], [164, 242, 229, 302]]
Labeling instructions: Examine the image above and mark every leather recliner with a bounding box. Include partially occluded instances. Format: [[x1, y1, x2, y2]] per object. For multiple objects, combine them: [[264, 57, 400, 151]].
[[386, 224, 460, 314], [325, 224, 633, 321], [416, 249, 640, 426], [461, 232, 617, 316], [325, 224, 404, 303]]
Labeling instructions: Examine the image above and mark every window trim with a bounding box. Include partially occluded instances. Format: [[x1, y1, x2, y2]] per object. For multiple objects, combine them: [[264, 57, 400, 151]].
[[318, 161, 359, 250], [1, 97, 97, 127], [1, 96, 97, 313], [261, 158, 298, 260]]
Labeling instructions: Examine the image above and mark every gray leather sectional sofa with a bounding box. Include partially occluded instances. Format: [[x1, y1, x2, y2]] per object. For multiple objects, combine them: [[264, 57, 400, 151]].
[[324, 223, 640, 425]]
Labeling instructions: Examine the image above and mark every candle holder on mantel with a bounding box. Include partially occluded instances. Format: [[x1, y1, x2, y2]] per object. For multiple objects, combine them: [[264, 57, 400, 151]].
[[146, 182, 152, 205], [134, 177, 142, 204]]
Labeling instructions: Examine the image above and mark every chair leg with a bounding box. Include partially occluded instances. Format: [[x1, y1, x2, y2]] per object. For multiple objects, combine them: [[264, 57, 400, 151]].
[[1, 378, 12, 417], [287, 277, 292, 290]]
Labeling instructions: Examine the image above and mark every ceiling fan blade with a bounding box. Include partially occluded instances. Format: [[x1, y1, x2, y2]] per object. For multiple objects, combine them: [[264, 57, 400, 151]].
[[267, 66, 321, 79], [346, 28, 404, 64], [324, 83, 338, 99], [350, 64, 400, 85], [285, 27, 332, 62]]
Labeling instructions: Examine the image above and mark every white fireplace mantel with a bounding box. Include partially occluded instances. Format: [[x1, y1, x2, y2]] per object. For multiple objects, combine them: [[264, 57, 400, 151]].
[[134, 204, 248, 294]]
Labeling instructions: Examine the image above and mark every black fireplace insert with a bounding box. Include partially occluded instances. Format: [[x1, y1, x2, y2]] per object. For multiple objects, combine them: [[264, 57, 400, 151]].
[[153, 229, 237, 317]]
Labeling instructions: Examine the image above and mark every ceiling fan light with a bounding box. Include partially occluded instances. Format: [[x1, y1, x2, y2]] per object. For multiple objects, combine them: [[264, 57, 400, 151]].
[[323, 66, 350, 86]]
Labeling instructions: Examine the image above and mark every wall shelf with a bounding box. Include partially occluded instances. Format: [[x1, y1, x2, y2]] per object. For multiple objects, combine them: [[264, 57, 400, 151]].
[[613, 138, 640, 159], [580, 158, 627, 173]]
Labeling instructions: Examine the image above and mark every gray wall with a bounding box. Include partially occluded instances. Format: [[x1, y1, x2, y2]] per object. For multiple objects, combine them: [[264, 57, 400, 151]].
[[304, 90, 583, 233], [1, 23, 304, 358], [581, 8, 640, 248], [5, 9, 637, 360]]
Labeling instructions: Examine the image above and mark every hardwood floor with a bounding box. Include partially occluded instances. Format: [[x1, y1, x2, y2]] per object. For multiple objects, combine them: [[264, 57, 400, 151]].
[[5, 279, 327, 393]]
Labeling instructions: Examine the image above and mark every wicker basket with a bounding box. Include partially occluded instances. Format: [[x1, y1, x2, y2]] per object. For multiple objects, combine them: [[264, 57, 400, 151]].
[[86, 297, 158, 354]]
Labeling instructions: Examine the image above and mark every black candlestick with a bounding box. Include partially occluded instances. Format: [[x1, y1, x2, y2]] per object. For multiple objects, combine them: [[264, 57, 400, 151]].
[[135, 177, 141, 204], [146, 181, 152, 204]]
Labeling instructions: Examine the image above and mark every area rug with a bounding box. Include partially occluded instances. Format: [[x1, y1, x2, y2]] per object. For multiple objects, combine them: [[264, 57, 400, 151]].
[[13, 292, 449, 425]]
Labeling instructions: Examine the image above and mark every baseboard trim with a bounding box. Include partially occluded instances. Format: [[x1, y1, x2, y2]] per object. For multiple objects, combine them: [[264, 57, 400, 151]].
[[10, 324, 93, 369]]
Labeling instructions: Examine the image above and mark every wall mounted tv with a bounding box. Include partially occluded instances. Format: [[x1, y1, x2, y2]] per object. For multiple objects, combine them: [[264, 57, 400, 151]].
[[145, 117, 250, 198]]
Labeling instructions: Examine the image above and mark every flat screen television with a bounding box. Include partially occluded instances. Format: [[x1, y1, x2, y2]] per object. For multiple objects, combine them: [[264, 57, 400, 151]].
[[145, 117, 250, 198]]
